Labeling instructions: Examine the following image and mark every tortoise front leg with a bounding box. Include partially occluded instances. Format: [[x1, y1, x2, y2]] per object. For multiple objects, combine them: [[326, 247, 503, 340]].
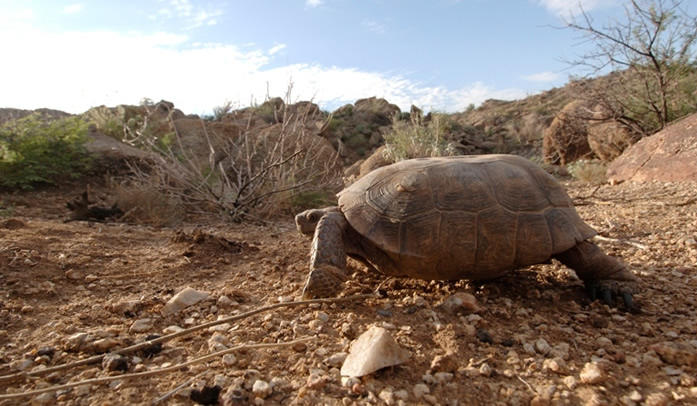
[[301, 212, 349, 299], [555, 241, 639, 312]]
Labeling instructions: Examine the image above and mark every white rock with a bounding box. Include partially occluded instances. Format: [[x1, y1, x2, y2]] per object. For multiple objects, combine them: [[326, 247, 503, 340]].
[[340, 326, 410, 377], [563, 376, 578, 390], [440, 292, 480, 313], [252, 379, 272, 399], [579, 362, 605, 384], [162, 325, 184, 334], [222, 354, 237, 366], [129, 318, 153, 333], [394, 389, 409, 400], [413, 383, 430, 399], [32, 392, 55, 404], [434, 372, 454, 383], [161, 287, 210, 316], [378, 389, 395, 405]]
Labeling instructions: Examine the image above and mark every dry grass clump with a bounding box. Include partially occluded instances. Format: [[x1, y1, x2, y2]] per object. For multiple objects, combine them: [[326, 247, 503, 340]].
[[567, 159, 607, 184], [383, 113, 457, 162], [114, 182, 186, 227], [542, 101, 593, 165]]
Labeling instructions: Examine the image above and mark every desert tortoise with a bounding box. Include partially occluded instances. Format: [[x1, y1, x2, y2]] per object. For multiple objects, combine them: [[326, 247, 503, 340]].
[[296, 154, 638, 308]]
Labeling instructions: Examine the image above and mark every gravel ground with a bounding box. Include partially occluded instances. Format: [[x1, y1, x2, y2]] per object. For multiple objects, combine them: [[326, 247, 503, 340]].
[[0, 180, 696, 405]]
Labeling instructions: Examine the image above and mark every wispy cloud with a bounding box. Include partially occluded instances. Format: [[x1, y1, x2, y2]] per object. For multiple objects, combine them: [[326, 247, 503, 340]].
[[153, 0, 223, 29], [306, 0, 323, 8], [362, 19, 386, 34], [0, 26, 523, 114], [63, 3, 83, 14], [268, 43, 287, 56], [536, 0, 608, 18], [523, 71, 562, 82]]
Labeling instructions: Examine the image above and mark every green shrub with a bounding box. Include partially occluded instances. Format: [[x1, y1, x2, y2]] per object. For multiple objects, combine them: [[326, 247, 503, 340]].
[[383, 113, 457, 162], [567, 159, 607, 184], [0, 115, 91, 189]]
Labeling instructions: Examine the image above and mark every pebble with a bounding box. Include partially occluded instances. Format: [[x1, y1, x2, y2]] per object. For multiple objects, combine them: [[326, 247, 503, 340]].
[[542, 357, 566, 374], [649, 341, 697, 367], [315, 311, 330, 322], [217, 295, 237, 307], [65, 269, 85, 280], [479, 363, 493, 377], [222, 354, 237, 366], [32, 392, 55, 405], [550, 343, 570, 360], [161, 287, 210, 316], [562, 376, 578, 390], [252, 379, 272, 399], [90, 338, 121, 353], [65, 332, 91, 352], [440, 292, 480, 313], [434, 372, 454, 383], [340, 326, 410, 377], [597, 336, 613, 347], [644, 392, 669, 406], [102, 353, 128, 372], [378, 389, 395, 405], [413, 383, 430, 399], [208, 332, 229, 352], [579, 362, 605, 384], [325, 352, 348, 367], [628, 390, 643, 402], [535, 338, 551, 355], [129, 318, 153, 333]]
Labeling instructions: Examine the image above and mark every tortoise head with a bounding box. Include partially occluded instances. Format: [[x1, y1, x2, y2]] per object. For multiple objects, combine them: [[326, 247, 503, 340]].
[[294, 207, 339, 236]]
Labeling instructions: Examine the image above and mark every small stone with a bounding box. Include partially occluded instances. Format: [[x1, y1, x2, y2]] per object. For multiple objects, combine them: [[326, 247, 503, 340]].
[[579, 362, 605, 385], [597, 336, 613, 347], [32, 392, 55, 405], [644, 392, 669, 406], [378, 389, 395, 405], [340, 326, 410, 377], [65, 332, 91, 352], [479, 363, 493, 377], [523, 342, 536, 355], [650, 341, 697, 367], [394, 389, 409, 400], [162, 287, 210, 316], [413, 383, 430, 399], [65, 269, 85, 280], [208, 332, 229, 352], [325, 352, 348, 367], [306, 372, 327, 389], [315, 311, 330, 322], [440, 292, 480, 313], [628, 390, 642, 402], [102, 353, 128, 372], [21, 305, 33, 313], [535, 338, 551, 355], [252, 380, 272, 399], [680, 373, 696, 387], [542, 357, 566, 374], [434, 372, 454, 383], [476, 329, 493, 344], [222, 354, 237, 366], [129, 318, 153, 333], [563, 375, 578, 390], [551, 342, 570, 360], [663, 366, 682, 376], [90, 338, 121, 353]]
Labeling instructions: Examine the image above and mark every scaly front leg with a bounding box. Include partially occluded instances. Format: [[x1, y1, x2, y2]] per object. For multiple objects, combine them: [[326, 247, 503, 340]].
[[301, 212, 349, 299]]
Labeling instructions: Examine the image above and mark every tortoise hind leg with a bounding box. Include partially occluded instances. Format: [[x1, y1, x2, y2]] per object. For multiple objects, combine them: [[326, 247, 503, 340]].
[[301, 212, 349, 299], [554, 241, 639, 312]]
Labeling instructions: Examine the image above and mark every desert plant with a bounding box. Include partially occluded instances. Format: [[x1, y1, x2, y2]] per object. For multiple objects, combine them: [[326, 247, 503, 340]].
[[125, 90, 342, 221], [542, 101, 594, 165], [567, 159, 607, 184], [114, 182, 185, 226], [0, 115, 91, 189], [212, 101, 234, 121], [383, 113, 457, 162], [564, 0, 697, 135]]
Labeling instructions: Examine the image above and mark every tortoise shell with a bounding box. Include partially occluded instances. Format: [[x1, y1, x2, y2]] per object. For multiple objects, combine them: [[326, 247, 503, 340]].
[[337, 154, 596, 280]]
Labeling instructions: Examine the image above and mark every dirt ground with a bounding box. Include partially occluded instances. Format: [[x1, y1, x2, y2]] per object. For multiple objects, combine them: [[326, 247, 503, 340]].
[[1, 180, 696, 405]]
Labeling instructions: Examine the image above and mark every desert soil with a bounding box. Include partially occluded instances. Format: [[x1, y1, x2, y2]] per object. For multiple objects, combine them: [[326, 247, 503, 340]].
[[1, 180, 696, 405]]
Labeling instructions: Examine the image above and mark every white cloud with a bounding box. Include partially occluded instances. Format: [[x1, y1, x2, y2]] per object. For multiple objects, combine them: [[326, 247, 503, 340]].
[[154, 0, 223, 29], [537, 0, 606, 18], [268, 43, 287, 56], [63, 4, 83, 14], [523, 71, 562, 82], [306, 0, 323, 8], [0, 26, 523, 114], [362, 19, 386, 34]]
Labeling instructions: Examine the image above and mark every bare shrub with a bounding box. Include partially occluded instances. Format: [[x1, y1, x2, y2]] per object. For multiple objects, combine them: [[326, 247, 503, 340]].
[[125, 90, 342, 221], [567, 159, 607, 184], [587, 120, 641, 161], [383, 113, 457, 162]]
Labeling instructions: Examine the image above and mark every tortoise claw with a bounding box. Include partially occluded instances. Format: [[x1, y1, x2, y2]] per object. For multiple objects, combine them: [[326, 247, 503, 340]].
[[584, 281, 639, 313]]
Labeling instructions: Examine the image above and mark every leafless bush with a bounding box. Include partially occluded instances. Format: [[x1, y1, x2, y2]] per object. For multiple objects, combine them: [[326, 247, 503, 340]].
[[114, 182, 186, 227], [126, 91, 342, 221], [567, 159, 607, 184], [542, 101, 594, 165]]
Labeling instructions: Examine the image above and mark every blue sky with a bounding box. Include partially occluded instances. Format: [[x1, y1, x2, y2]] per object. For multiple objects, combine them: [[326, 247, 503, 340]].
[[0, 0, 625, 114]]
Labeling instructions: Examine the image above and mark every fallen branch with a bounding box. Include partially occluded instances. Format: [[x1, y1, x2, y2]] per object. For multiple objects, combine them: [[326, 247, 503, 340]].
[[0, 294, 373, 384], [151, 372, 203, 405], [0, 338, 313, 401], [593, 234, 648, 250]]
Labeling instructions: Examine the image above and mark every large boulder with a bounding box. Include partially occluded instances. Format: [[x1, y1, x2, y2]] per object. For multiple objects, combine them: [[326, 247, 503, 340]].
[[587, 120, 640, 162], [607, 113, 697, 183]]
